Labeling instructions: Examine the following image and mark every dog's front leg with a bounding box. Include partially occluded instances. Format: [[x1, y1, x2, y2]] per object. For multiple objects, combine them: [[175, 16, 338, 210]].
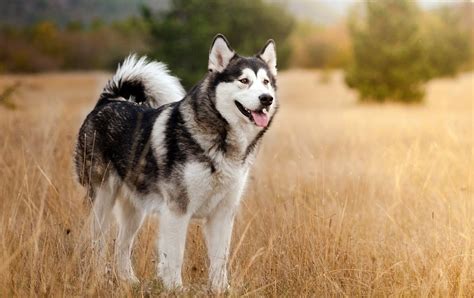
[[204, 203, 237, 292], [157, 208, 190, 289]]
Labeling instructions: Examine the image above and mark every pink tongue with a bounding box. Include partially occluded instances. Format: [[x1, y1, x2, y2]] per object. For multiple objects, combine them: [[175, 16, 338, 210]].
[[251, 111, 269, 127]]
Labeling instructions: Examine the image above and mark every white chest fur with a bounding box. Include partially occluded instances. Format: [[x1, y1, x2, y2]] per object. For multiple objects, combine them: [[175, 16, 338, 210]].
[[183, 159, 249, 218]]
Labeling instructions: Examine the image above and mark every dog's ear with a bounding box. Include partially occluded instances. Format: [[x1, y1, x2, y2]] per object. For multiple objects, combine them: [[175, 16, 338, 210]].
[[209, 34, 235, 73], [259, 40, 277, 76]]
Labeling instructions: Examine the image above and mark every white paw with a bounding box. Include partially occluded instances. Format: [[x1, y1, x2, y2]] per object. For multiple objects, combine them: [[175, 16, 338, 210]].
[[128, 274, 140, 284], [161, 278, 183, 290], [117, 270, 140, 284], [158, 264, 183, 290], [210, 280, 230, 293]]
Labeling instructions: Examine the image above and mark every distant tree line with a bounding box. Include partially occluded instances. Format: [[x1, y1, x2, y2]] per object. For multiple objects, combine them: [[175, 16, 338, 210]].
[[0, 0, 472, 101], [0, 0, 295, 89], [0, 17, 148, 72]]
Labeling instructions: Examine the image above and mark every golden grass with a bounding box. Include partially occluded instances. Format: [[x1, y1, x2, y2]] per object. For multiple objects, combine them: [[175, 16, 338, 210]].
[[0, 70, 472, 296]]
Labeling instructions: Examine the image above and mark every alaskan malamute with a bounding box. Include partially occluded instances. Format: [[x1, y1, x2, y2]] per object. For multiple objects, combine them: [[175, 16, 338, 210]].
[[74, 34, 278, 291]]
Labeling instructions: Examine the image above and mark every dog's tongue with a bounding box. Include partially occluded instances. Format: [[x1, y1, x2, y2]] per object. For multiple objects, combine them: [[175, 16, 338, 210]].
[[251, 111, 269, 127]]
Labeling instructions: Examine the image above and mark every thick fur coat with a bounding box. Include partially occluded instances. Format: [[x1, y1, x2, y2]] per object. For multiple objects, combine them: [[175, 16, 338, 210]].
[[74, 34, 278, 291]]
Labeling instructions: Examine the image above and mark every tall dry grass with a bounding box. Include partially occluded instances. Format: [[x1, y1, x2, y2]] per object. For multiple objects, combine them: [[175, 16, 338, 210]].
[[0, 70, 472, 296]]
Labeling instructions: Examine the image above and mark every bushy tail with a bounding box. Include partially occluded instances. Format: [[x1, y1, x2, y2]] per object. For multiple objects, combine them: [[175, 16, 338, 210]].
[[97, 54, 185, 108]]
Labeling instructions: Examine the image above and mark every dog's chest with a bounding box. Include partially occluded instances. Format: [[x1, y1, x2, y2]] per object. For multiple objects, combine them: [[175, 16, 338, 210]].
[[183, 159, 248, 218]]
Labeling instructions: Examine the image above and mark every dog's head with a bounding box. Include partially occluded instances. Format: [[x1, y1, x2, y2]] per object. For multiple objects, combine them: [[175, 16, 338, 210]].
[[208, 34, 278, 129]]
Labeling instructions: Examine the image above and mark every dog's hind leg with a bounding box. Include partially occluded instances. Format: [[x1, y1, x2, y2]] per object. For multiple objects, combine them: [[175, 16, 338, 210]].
[[157, 208, 191, 289], [114, 196, 144, 283], [89, 182, 118, 265]]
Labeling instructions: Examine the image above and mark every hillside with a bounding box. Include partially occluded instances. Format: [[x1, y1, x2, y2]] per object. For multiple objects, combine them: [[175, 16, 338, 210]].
[[0, 0, 169, 26]]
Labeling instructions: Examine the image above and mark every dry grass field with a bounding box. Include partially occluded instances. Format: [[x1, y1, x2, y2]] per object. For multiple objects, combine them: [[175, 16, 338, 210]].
[[0, 70, 472, 296]]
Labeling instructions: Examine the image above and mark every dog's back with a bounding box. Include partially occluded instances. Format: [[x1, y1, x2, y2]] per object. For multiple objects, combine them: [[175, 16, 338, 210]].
[[74, 55, 184, 199]]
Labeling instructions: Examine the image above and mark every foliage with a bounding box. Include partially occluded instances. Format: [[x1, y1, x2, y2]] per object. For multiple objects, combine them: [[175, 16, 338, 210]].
[[0, 0, 471, 87], [421, 4, 473, 79], [142, 0, 295, 89], [0, 81, 21, 109], [290, 21, 350, 69], [345, 1, 473, 103], [345, 0, 427, 102], [0, 18, 149, 73]]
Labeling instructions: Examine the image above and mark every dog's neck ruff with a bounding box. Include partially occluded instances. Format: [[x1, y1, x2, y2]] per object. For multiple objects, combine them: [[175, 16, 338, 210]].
[[179, 79, 266, 164]]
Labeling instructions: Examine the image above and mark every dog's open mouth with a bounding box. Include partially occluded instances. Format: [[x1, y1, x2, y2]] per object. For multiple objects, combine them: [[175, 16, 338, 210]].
[[234, 101, 269, 128]]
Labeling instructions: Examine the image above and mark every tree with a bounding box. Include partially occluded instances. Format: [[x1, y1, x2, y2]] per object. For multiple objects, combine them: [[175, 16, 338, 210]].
[[345, 0, 427, 102], [142, 0, 295, 89], [422, 4, 472, 79], [290, 21, 351, 69]]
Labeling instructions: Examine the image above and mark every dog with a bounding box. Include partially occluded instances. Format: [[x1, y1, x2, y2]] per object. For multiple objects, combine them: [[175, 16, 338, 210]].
[[73, 34, 278, 291]]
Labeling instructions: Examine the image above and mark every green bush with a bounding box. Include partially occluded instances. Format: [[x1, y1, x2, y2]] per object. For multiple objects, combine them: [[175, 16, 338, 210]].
[[345, 0, 427, 103], [421, 5, 472, 79], [142, 0, 295, 89], [345, 0, 473, 103]]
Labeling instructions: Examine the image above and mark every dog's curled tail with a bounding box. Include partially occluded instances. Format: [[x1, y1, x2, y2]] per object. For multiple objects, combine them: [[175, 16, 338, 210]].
[[97, 54, 185, 108]]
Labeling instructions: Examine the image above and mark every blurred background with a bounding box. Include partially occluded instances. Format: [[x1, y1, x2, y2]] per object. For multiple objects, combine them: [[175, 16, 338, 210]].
[[0, 0, 472, 100], [0, 1, 473, 296]]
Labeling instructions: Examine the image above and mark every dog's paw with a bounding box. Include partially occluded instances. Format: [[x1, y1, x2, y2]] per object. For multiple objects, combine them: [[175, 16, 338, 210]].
[[209, 281, 230, 294], [117, 271, 140, 284], [128, 275, 140, 285]]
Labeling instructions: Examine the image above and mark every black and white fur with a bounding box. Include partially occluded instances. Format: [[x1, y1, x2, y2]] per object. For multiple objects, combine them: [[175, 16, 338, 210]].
[[74, 34, 278, 291]]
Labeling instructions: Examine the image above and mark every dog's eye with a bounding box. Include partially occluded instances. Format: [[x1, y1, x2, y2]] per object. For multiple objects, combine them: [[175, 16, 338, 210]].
[[239, 78, 249, 84], [263, 79, 270, 85]]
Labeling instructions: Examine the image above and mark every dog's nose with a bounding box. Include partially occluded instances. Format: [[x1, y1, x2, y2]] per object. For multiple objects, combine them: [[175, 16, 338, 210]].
[[259, 94, 273, 107]]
